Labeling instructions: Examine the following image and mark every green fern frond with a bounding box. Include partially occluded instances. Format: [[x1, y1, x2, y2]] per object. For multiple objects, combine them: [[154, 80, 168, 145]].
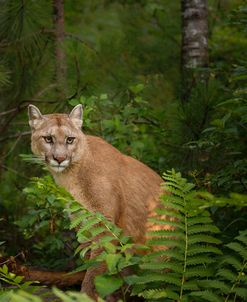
[[143, 249, 184, 262], [138, 288, 179, 300], [76, 217, 101, 233], [190, 290, 223, 302], [231, 287, 247, 299], [221, 255, 243, 271], [100, 235, 120, 246], [188, 234, 221, 245], [164, 181, 194, 194], [236, 230, 247, 245], [216, 268, 237, 282], [197, 280, 230, 293], [77, 232, 89, 243], [182, 281, 200, 291], [186, 256, 216, 266], [161, 174, 183, 184], [185, 267, 213, 278], [161, 194, 185, 205], [162, 185, 185, 198], [147, 237, 184, 248], [147, 229, 185, 238], [188, 224, 220, 235], [148, 217, 185, 230], [187, 215, 213, 226], [140, 261, 183, 273], [69, 214, 84, 229], [226, 242, 247, 260], [90, 226, 106, 237], [134, 170, 223, 301], [126, 273, 181, 286], [68, 202, 84, 213], [155, 208, 184, 220], [219, 230, 247, 300], [159, 200, 186, 213], [163, 180, 187, 191], [187, 245, 222, 256]]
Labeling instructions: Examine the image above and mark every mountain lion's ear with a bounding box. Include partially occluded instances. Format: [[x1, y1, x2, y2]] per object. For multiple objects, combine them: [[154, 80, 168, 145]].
[[28, 104, 44, 130], [69, 104, 83, 129]]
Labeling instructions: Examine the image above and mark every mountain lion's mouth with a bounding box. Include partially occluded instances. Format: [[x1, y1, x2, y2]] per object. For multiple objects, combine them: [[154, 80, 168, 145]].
[[49, 159, 70, 173], [50, 165, 67, 173]]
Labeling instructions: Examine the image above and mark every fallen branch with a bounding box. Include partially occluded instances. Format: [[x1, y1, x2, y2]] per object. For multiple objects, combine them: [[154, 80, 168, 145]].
[[0, 256, 85, 288], [23, 269, 85, 287]]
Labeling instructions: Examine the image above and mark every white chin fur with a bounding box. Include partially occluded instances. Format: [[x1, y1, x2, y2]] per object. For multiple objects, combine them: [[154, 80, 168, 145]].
[[49, 166, 66, 173]]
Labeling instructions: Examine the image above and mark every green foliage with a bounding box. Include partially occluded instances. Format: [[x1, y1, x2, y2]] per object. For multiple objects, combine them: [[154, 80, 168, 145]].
[[1, 171, 247, 301], [126, 170, 222, 301], [196, 85, 247, 193], [194, 230, 247, 302], [0, 264, 37, 293], [15, 176, 76, 269], [65, 169, 247, 301], [95, 275, 123, 298], [67, 198, 141, 299], [187, 3, 247, 194], [68, 86, 165, 171], [0, 288, 96, 302], [0, 0, 247, 300]]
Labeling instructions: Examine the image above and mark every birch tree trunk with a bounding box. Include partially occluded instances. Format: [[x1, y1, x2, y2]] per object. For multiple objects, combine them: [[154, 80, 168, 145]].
[[52, 0, 66, 100], [181, 0, 208, 103]]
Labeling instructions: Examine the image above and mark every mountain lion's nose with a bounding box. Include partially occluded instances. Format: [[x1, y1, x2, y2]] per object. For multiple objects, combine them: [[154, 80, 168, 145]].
[[53, 155, 66, 164]]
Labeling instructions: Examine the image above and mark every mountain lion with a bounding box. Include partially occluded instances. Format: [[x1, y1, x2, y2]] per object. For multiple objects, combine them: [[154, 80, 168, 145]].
[[28, 104, 167, 299]]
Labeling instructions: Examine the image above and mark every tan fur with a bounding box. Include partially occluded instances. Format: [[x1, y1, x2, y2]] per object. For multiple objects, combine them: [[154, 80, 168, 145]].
[[28, 105, 168, 299]]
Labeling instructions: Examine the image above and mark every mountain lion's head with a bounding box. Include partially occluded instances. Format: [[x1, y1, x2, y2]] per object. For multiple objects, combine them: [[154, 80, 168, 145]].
[[28, 104, 86, 173]]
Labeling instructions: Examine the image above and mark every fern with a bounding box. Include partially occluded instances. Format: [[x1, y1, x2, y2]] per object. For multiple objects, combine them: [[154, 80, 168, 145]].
[[18, 174, 247, 301], [67, 201, 129, 254], [197, 230, 247, 302], [217, 230, 247, 301], [67, 198, 141, 300], [127, 169, 222, 301]]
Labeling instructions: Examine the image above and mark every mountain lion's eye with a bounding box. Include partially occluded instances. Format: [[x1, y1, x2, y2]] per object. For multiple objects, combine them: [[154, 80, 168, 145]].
[[66, 137, 75, 144], [43, 136, 53, 144]]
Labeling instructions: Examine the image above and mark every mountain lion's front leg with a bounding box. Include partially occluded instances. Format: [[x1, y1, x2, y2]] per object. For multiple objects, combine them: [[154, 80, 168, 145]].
[[81, 214, 117, 300], [81, 247, 106, 300]]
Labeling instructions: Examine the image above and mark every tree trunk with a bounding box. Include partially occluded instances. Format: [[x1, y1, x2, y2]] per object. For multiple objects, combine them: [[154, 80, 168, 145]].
[[181, 0, 208, 103], [52, 0, 66, 100]]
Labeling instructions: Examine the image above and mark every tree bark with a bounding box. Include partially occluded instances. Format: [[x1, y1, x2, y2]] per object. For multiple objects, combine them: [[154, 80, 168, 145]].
[[181, 0, 209, 103], [52, 0, 66, 100]]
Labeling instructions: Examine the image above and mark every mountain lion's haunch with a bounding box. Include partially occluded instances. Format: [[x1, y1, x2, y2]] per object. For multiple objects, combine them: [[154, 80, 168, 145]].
[[28, 104, 169, 299]]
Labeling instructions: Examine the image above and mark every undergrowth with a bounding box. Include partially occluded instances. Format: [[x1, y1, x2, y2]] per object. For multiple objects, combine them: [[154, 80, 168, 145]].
[[1, 170, 247, 301]]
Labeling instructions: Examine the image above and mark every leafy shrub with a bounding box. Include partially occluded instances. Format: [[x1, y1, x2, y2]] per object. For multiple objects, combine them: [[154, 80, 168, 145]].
[[0, 264, 36, 290], [15, 176, 77, 269]]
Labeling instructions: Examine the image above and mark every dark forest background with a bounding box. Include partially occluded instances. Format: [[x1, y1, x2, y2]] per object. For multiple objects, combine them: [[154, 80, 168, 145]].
[[0, 0, 246, 300]]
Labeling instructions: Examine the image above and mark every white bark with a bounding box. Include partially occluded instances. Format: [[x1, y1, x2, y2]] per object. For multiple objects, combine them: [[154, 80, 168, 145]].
[[181, 0, 209, 102], [181, 0, 208, 69]]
